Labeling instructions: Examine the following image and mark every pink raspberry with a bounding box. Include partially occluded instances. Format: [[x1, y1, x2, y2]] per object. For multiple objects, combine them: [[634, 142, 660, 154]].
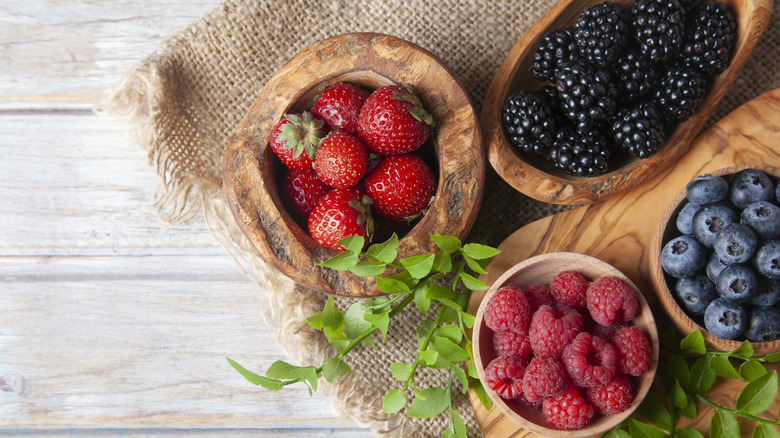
[[561, 332, 617, 388], [542, 386, 595, 430], [522, 356, 569, 403], [529, 304, 584, 359], [586, 373, 634, 415], [586, 276, 639, 326], [589, 322, 624, 341], [484, 356, 526, 400], [549, 271, 588, 309], [493, 328, 532, 361], [611, 326, 652, 376], [484, 286, 530, 332], [524, 282, 554, 312]]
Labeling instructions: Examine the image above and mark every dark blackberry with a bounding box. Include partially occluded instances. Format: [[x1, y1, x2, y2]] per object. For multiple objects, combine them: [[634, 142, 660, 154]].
[[615, 48, 658, 102], [574, 2, 629, 67], [655, 63, 706, 121], [682, 1, 736, 74], [677, 0, 707, 16], [502, 90, 557, 156], [611, 101, 666, 158], [631, 0, 686, 62], [532, 27, 581, 83], [556, 62, 619, 130], [536, 85, 569, 126], [548, 126, 611, 177]]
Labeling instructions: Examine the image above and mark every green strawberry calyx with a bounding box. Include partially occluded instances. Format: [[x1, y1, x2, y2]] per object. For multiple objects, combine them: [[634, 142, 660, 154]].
[[392, 84, 435, 128], [277, 111, 325, 159], [349, 195, 375, 242]]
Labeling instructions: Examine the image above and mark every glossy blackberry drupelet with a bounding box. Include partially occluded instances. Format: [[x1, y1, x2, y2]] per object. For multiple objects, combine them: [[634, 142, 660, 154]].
[[547, 127, 611, 177], [611, 101, 666, 158], [615, 48, 659, 102], [632, 0, 686, 62], [655, 63, 707, 121], [532, 27, 581, 83], [502, 90, 557, 156], [574, 2, 629, 67], [556, 62, 619, 130], [682, 1, 737, 74]]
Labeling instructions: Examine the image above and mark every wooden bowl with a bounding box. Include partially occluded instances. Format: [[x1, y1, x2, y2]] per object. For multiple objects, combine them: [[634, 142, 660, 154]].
[[650, 165, 780, 355], [222, 33, 484, 297], [481, 0, 772, 205], [472, 252, 659, 437]]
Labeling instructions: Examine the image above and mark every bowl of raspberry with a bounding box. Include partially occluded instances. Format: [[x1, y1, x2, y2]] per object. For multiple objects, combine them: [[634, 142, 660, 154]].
[[481, 0, 770, 205], [222, 33, 484, 296], [650, 165, 780, 355], [472, 252, 659, 436]]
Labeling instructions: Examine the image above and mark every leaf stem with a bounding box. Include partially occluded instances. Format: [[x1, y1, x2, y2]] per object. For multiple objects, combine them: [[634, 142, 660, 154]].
[[405, 304, 447, 389], [692, 394, 780, 426]]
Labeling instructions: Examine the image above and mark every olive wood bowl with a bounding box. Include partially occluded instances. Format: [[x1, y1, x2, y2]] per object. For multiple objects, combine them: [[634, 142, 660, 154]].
[[650, 165, 780, 355], [481, 0, 772, 205], [472, 252, 659, 437], [222, 32, 484, 297]]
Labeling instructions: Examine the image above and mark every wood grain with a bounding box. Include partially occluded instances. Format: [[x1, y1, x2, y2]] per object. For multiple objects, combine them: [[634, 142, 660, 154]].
[[468, 88, 780, 437]]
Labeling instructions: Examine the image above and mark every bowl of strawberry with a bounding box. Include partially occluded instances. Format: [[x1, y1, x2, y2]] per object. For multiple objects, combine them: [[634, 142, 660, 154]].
[[223, 32, 484, 296], [472, 252, 659, 436]]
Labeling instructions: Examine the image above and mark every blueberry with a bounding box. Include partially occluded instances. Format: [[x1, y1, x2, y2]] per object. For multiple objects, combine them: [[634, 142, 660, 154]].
[[662, 235, 708, 278], [674, 274, 717, 315], [693, 203, 738, 248], [676, 201, 702, 235], [744, 306, 780, 342], [752, 277, 780, 307], [704, 298, 747, 339], [713, 223, 757, 265], [706, 252, 728, 283], [741, 201, 780, 240], [686, 174, 729, 204], [776, 181, 780, 204], [716, 264, 758, 304], [754, 240, 780, 280], [729, 169, 775, 209]]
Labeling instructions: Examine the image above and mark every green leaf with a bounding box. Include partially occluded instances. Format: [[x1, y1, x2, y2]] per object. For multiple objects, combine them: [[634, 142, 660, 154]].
[[452, 366, 468, 394], [432, 234, 462, 253], [754, 424, 780, 438], [741, 359, 768, 381], [462, 243, 500, 260], [449, 408, 467, 438], [349, 260, 387, 277], [419, 350, 439, 366], [710, 354, 742, 380], [432, 250, 452, 273], [338, 235, 365, 254], [675, 427, 705, 438], [667, 353, 690, 388], [417, 320, 434, 347], [290, 366, 319, 393], [305, 311, 324, 330], [711, 411, 740, 438], [660, 326, 677, 346], [733, 340, 754, 358], [226, 357, 284, 390], [681, 330, 706, 354], [265, 360, 299, 380], [426, 284, 462, 310], [343, 302, 373, 340], [462, 254, 487, 275], [318, 251, 359, 271], [364, 312, 390, 339], [628, 418, 668, 438], [679, 392, 698, 419], [470, 377, 492, 411], [406, 387, 449, 418], [460, 311, 475, 328], [414, 285, 431, 314], [431, 336, 470, 363], [671, 379, 688, 409], [638, 391, 673, 430], [323, 297, 342, 331], [435, 325, 462, 344], [382, 388, 406, 414], [605, 429, 631, 438], [390, 362, 412, 381], [322, 357, 352, 384], [376, 277, 411, 294], [460, 272, 488, 290], [764, 351, 780, 362], [366, 233, 399, 264], [400, 254, 435, 279], [688, 354, 716, 393], [735, 370, 778, 416]]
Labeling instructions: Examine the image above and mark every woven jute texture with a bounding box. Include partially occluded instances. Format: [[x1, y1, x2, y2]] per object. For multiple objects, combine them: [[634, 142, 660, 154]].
[[100, 0, 780, 436]]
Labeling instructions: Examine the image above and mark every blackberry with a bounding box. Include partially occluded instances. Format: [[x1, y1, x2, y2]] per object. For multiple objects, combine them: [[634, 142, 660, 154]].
[[682, 1, 737, 74], [677, 0, 707, 16], [632, 0, 686, 62], [556, 62, 619, 130], [615, 48, 658, 102], [655, 63, 706, 121], [532, 27, 581, 83], [502, 90, 557, 156], [574, 2, 629, 67], [611, 101, 666, 158], [548, 126, 611, 177]]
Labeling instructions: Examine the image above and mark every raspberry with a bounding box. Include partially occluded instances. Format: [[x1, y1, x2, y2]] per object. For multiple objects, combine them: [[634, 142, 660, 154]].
[[589, 323, 623, 341], [586, 373, 634, 415], [522, 356, 569, 403], [493, 328, 532, 361], [529, 304, 584, 359], [542, 386, 595, 430], [612, 326, 652, 376], [561, 332, 617, 388], [586, 276, 639, 326], [484, 286, 531, 332], [525, 282, 554, 312], [484, 356, 527, 400], [549, 271, 589, 309]]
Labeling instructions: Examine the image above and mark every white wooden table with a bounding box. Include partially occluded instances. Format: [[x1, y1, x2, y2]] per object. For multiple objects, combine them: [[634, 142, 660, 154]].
[[0, 1, 372, 436]]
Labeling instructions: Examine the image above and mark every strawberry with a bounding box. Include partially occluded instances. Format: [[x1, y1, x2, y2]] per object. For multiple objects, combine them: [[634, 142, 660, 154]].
[[281, 168, 331, 220], [308, 188, 373, 251], [357, 84, 434, 155], [364, 154, 436, 221], [269, 112, 327, 170], [311, 83, 370, 136], [314, 131, 369, 189]]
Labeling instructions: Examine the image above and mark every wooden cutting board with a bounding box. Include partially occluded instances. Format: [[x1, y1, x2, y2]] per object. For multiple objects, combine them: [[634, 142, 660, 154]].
[[468, 88, 780, 437]]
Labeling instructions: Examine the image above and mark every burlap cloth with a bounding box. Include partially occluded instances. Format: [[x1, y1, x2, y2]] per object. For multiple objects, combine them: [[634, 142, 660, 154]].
[[99, 0, 780, 436]]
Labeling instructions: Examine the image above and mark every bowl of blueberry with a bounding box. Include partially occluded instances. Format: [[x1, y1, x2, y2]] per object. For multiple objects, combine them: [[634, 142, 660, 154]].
[[481, 0, 771, 205], [650, 166, 780, 354]]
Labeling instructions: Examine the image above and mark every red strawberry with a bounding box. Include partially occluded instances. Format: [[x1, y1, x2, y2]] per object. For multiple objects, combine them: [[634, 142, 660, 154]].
[[281, 168, 331, 219], [364, 154, 436, 220], [311, 83, 370, 136], [269, 112, 327, 170], [308, 188, 373, 251], [314, 131, 369, 189], [357, 84, 434, 155]]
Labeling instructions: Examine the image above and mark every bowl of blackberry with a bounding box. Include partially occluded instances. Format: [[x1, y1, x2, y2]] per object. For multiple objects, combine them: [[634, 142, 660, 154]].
[[481, 0, 771, 205], [650, 166, 780, 355]]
